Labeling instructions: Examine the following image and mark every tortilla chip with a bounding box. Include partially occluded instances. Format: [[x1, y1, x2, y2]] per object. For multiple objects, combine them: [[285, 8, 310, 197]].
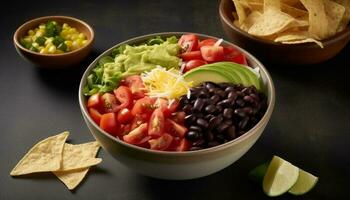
[[300, 0, 329, 40], [264, 0, 281, 11], [10, 131, 69, 176], [274, 30, 309, 42], [55, 142, 102, 171], [248, 8, 296, 37], [282, 38, 324, 48], [240, 11, 263, 32], [232, 0, 247, 25], [324, 0, 346, 35], [334, 0, 350, 31], [53, 141, 100, 190]]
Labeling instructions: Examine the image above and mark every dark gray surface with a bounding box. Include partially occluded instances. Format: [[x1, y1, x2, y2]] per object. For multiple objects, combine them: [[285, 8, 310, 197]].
[[1, 0, 349, 199]]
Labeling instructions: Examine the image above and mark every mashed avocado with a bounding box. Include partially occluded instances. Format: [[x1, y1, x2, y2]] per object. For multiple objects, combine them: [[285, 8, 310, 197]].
[[83, 36, 180, 96]]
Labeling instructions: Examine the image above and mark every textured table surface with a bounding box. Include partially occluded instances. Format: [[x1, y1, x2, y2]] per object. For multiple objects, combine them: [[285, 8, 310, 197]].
[[1, 0, 349, 199]]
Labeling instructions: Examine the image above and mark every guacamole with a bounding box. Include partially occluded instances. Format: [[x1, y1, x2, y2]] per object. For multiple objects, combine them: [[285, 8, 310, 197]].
[[83, 36, 180, 96]]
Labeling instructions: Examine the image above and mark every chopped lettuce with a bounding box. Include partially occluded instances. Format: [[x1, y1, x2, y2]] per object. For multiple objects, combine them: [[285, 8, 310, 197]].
[[83, 36, 180, 96]]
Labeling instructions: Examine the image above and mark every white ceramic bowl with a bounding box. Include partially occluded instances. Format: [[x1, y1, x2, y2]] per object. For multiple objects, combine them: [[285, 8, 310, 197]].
[[79, 32, 275, 180]]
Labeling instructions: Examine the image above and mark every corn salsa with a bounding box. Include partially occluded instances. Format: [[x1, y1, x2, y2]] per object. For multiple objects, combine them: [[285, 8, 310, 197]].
[[20, 21, 88, 54]]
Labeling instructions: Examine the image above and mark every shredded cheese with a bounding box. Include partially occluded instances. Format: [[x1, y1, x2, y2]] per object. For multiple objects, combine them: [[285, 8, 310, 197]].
[[141, 66, 193, 100]]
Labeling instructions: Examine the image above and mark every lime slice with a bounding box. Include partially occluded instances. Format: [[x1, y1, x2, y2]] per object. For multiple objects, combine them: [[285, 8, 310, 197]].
[[263, 156, 299, 197], [288, 169, 318, 195]]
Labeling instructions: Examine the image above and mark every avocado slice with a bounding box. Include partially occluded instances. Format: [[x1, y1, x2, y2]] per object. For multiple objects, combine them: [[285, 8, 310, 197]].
[[198, 65, 243, 84], [184, 68, 231, 86], [203, 62, 261, 90]]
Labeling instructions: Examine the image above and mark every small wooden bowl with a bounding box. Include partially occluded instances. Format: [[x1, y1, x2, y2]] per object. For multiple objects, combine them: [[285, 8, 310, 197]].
[[14, 16, 94, 69], [219, 0, 350, 65]]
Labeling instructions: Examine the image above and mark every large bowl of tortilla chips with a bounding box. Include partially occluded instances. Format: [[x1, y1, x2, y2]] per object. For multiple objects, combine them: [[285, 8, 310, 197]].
[[220, 0, 350, 65]]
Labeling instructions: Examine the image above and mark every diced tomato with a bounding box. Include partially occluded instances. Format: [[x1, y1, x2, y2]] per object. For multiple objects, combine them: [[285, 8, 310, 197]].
[[178, 34, 199, 52], [101, 93, 120, 113], [100, 113, 120, 137], [155, 99, 179, 117], [120, 124, 131, 136], [89, 108, 102, 124], [131, 114, 149, 130], [148, 133, 173, 151], [165, 119, 187, 138], [117, 108, 133, 124], [223, 47, 248, 65], [87, 93, 101, 109], [123, 123, 150, 145], [184, 59, 207, 73], [148, 108, 165, 138], [114, 86, 133, 109], [121, 75, 146, 99], [175, 138, 190, 151], [199, 38, 217, 47], [171, 111, 186, 124], [131, 97, 156, 116], [180, 51, 202, 61], [200, 45, 224, 62]]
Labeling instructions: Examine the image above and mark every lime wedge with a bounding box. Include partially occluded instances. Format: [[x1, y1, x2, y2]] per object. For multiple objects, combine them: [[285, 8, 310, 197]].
[[249, 162, 268, 183], [288, 169, 318, 195], [263, 156, 299, 197]]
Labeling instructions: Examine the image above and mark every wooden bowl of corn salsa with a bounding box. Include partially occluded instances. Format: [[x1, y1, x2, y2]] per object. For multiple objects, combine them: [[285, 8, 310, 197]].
[[13, 16, 94, 69]]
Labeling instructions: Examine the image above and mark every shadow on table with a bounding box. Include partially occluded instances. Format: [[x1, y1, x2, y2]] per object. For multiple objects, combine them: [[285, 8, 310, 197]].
[[34, 50, 101, 96]]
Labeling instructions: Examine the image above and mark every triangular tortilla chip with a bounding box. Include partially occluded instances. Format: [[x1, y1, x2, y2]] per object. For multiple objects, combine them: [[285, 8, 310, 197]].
[[324, 0, 346, 35], [282, 38, 324, 48], [333, 0, 350, 32], [300, 0, 329, 40], [248, 8, 296, 37], [55, 142, 102, 171], [53, 141, 100, 190], [274, 30, 309, 42], [10, 131, 69, 176], [241, 11, 262, 32]]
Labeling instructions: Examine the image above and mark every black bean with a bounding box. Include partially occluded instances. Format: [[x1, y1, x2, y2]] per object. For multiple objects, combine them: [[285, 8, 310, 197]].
[[215, 105, 223, 114], [239, 117, 249, 130], [194, 113, 204, 119], [189, 146, 203, 151], [207, 141, 220, 147], [184, 114, 196, 126], [192, 139, 205, 147], [196, 118, 209, 129], [205, 114, 215, 120], [189, 125, 202, 132], [238, 131, 245, 136], [249, 93, 259, 101], [217, 90, 226, 98], [205, 82, 217, 89], [183, 104, 193, 113], [225, 126, 236, 140], [235, 99, 245, 107], [206, 131, 214, 142], [218, 82, 231, 89], [234, 108, 247, 117], [210, 95, 221, 105], [223, 120, 233, 126], [215, 134, 225, 143], [208, 88, 218, 94], [223, 108, 233, 119], [193, 98, 205, 111], [217, 99, 231, 107], [198, 90, 209, 98], [243, 95, 255, 104], [243, 107, 253, 115], [217, 123, 230, 133], [205, 104, 217, 114], [209, 116, 223, 129], [225, 86, 235, 93], [179, 96, 189, 106], [227, 91, 238, 100], [185, 131, 202, 141]]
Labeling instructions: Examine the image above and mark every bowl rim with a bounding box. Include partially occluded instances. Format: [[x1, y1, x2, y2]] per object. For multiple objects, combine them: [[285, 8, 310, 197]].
[[219, 0, 350, 47], [78, 32, 275, 156], [13, 15, 94, 56]]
